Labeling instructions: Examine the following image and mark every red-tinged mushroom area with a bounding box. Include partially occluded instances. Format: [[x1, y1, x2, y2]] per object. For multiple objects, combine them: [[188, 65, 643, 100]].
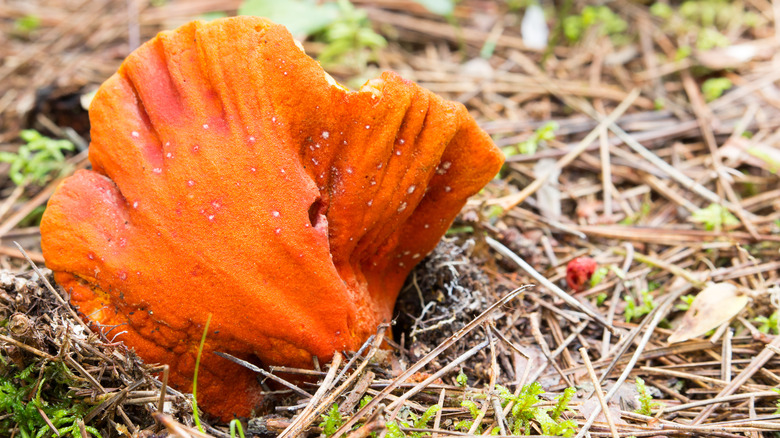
[[40, 17, 503, 420], [566, 256, 598, 292]]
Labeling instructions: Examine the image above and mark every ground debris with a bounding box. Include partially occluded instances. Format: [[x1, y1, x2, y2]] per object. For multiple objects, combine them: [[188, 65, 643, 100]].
[[3, 0, 780, 436]]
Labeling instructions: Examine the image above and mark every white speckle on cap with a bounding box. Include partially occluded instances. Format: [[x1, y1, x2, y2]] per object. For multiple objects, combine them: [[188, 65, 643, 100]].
[[131, 131, 139, 138], [152, 168, 162, 174], [132, 201, 138, 208], [272, 210, 280, 217], [322, 131, 329, 139], [203, 124, 209, 129], [407, 185, 416, 194], [397, 202, 407, 212]]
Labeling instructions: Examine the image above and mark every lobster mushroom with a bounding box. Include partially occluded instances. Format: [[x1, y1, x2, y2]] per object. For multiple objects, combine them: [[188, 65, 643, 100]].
[[41, 16, 503, 419]]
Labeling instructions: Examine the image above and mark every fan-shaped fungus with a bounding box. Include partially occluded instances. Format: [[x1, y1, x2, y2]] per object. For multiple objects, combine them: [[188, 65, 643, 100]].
[[41, 17, 503, 419]]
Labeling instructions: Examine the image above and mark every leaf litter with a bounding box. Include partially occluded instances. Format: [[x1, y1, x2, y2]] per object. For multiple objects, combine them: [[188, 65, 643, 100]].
[[1, 0, 780, 437]]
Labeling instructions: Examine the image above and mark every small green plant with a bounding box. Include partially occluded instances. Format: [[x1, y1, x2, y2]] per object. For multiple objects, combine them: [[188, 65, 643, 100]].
[[454, 399, 482, 433], [316, 0, 387, 70], [494, 383, 577, 437], [755, 311, 780, 335], [596, 293, 608, 306], [624, 291, 656, 322], [238, 0, 385, 72], [701, 77, 732, 101], [191, 314, 212, 433], [0, 361, 102, 438], [0, 130, 74, 186], [563, 5, 627, 43], [319, 403, 344, 437], [456, 370, 468, 387], [229, 419, 246, 438], [589, 266, 609, 288], [14, 15, 41, 34], [387, 404, 441, 438], [675, 294, 696, 311], [649, 2, 673, 19], [650, 1, 761, 52], [503, 121, 558, 157], [747, 146, 780, 174], [692, 203, 739, 231], [696, 27, 730, 50], [635, 377, 660, 416]]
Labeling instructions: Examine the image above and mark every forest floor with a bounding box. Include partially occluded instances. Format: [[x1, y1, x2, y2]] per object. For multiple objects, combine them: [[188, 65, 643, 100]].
[[1, 0, 780, 437]]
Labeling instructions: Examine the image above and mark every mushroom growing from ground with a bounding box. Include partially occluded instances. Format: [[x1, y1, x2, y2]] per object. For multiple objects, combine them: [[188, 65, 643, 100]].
[[40, 16, 503, 419]]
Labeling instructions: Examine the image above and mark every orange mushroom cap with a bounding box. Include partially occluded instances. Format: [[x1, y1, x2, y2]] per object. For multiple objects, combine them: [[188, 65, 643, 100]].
[[41, 16, 503, 420]]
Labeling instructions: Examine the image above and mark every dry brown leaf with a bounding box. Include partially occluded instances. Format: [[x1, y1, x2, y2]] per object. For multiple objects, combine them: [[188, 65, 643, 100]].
[[668, 282, 749, 344]]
